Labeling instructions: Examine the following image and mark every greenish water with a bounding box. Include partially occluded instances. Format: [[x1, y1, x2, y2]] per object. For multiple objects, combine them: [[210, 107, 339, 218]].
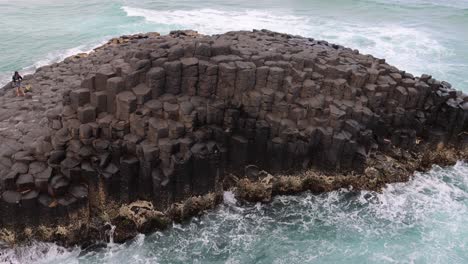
[[0, 1, 467, 263]]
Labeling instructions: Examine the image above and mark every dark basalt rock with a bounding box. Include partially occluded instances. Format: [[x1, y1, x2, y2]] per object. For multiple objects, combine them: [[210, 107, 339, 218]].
[[1, 29, 467, 246], [1, 191, 21, 227], [16, 174, 35, 190]]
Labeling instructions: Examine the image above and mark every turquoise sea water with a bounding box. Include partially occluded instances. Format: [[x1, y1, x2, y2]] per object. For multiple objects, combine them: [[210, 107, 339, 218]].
[[0, 0, 467, 263]]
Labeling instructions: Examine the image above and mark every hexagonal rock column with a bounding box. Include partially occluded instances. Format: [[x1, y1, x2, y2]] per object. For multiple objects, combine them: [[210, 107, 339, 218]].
[[136, 143, 159, 201], [106, 77, 125, 114], [71, 89, 90, 110], [171, 152, 193, 201], [217, 63, 236, 99], [146, 67, 165, 98], [116, 91, 137, 121], [164, 61, 182, 95], [91, 91, 107, 113], [198, 61, 218, 97], [191, 143, 216, 195], [95, 64, 117, 91], [132, 84, 152, 106], [180, 57, 199, 96], [78, 105, 96, 124], [0, 191, 22, 227], [267, 67, 285, 91], [120, 156, 139, 203], [229, 135, 249, 174], [235, 61, 256, 101], [148, 118, 169, 143]]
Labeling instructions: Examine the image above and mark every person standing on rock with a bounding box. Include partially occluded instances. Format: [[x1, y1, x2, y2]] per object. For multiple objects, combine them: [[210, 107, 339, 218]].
[[12, 71, 24, 96]]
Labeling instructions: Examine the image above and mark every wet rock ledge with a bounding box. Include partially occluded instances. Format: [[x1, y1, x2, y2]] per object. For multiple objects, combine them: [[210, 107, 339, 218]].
[[1, 30, 467, 246]]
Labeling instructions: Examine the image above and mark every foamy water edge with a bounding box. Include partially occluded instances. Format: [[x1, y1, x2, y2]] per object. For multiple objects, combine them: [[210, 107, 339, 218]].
[[1, 162, 466, 264]]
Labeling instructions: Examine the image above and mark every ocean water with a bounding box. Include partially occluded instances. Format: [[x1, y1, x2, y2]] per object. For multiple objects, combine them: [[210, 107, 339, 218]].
[[0, 0, 468, 263]]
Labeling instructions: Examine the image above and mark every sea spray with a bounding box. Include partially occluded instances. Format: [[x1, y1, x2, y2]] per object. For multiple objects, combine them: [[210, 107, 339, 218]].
[[104, 223, 117, 246]]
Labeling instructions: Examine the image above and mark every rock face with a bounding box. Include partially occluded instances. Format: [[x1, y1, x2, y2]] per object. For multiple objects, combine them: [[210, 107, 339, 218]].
[[0, 30, 467, 245]]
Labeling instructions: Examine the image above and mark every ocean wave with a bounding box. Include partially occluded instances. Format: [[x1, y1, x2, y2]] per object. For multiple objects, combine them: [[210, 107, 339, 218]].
[[122, 7, 312, 36], [122, 6, 458, 84]]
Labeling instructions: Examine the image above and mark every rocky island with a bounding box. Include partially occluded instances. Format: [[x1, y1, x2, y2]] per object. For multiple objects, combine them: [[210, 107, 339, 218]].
[[0, 30, 467, 246]]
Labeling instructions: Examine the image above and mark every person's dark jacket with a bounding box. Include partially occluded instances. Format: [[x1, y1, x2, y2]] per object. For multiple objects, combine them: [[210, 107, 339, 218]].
[[12, 74, 23, 83]]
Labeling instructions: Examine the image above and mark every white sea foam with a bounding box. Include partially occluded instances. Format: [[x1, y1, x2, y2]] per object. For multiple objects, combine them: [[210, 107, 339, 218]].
[[0, 242, 79, 264], [122, 6, 454, 81], [122, 7, 312, 37], [0, 39, 108, 87], [223, 191, 238, 205], [26, 41, 107, 71]]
